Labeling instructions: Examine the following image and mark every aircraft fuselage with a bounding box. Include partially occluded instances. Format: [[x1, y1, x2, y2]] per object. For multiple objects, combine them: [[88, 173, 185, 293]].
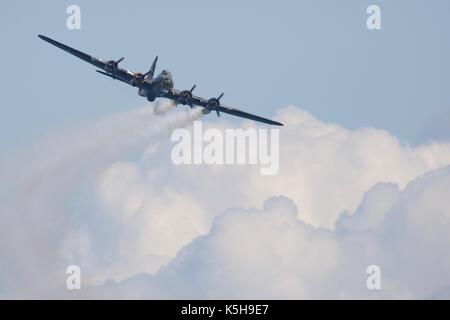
[[137, 70, 174, 101]]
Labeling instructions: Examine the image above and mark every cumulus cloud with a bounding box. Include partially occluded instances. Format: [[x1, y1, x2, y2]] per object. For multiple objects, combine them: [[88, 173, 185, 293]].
[[97, 166, 450, 299], [92, 161, 210, 283], [0, 105, 203, 298], [1, 105, 450, 299]]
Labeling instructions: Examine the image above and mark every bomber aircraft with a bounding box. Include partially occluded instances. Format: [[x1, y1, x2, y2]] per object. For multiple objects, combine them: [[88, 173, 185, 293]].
[[38, 35, 283, 126]]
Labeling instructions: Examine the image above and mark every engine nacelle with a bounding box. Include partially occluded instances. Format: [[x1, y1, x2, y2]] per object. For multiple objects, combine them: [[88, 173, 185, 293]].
[[202, 108, 211, 115], [105, 61, 118, 73], [177, 85, 196, 107], [105, 57, 124, 73], [178, 90, 192, 105], [205, 94, 223, 117]]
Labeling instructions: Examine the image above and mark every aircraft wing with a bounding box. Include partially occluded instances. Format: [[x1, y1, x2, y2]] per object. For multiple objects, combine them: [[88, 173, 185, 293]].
[[166, 89, 283, 126], [213, 104, 283, 126], [38, 34, 136, 85]]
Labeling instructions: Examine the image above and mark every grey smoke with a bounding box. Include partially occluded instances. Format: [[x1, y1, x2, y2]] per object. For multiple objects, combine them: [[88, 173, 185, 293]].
[[154, 100, 177, 115], [0, 104, 203, 298]]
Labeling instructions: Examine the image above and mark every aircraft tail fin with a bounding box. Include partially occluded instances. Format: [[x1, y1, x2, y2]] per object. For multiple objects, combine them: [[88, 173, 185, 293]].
[[145, 56, 158, 80]]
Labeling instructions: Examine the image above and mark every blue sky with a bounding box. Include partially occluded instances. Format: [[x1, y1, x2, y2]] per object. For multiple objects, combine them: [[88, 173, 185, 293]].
[[2, 1, 450, 299], [1, 0, 450, 154]]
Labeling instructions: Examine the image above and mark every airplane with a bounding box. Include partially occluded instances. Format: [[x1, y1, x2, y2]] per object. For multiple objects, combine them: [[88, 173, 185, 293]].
[[38, 35, 283, 126]]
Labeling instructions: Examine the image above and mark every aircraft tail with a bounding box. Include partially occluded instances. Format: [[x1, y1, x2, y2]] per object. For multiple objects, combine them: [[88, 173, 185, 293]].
[[145, 56, 158, 80]]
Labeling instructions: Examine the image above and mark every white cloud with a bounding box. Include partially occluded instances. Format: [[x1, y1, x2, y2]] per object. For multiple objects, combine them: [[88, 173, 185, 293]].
[[0, 105, 204, 297], [1, 105, 450, 298], [99, 166, 450, 299], [92, 161, 210, 283]]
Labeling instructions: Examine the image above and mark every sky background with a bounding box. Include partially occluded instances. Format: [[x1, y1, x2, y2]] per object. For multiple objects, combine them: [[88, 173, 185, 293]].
[[1, 0, 450, 155], [1, 1, 450, 299]]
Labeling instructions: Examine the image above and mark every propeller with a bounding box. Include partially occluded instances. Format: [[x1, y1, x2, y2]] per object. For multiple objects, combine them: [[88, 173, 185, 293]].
[[133, 56, 158, 86], [178, 84, 197, 107], [207, 93, 224, 117], [106, 57, 124, 72], [131, 72, 146, 87]]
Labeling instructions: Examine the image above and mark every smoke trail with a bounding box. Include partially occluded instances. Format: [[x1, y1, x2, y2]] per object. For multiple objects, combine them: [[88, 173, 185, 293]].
[[1, 105, 203, 184], [154, 100, 177, 115], [0, 104, 204, 297]]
